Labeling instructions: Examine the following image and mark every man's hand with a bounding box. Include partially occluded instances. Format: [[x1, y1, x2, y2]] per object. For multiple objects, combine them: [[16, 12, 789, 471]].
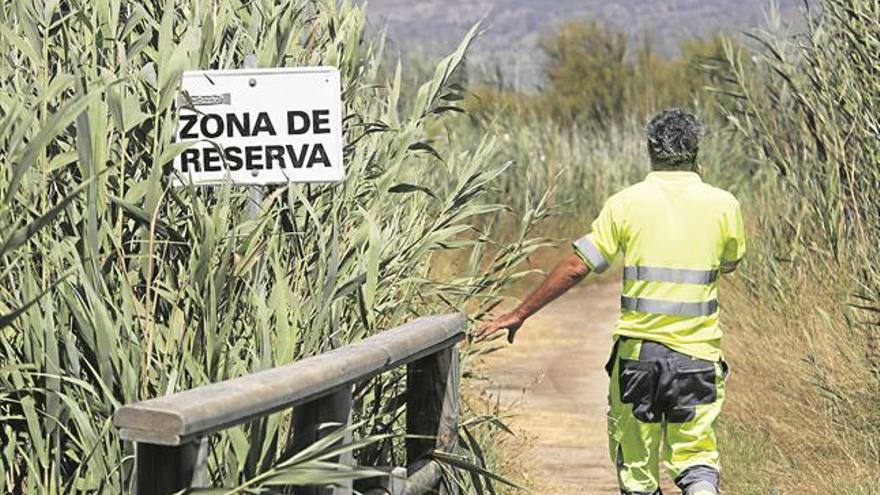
[[475, 311, 525, 344]]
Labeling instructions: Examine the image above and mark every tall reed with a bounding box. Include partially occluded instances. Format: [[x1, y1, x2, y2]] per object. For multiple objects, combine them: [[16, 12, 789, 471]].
[[715, 0, 880, 491], [0, 1, 540, 492]]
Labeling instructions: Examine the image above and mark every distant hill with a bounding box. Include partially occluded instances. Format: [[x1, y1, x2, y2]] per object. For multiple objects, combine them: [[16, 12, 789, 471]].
[[359, 0, 808, 89]]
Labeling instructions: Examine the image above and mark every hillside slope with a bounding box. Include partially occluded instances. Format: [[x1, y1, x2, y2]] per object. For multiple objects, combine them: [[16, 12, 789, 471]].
[[361, 0, 806, 88]]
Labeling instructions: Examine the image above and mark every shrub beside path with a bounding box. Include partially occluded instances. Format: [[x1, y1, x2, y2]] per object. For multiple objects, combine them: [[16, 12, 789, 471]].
[[477, 281, 677, 494]]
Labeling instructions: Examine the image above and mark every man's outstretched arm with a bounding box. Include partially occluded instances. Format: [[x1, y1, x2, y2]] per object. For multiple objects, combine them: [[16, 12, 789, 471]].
[[475, 253, 590, 343]]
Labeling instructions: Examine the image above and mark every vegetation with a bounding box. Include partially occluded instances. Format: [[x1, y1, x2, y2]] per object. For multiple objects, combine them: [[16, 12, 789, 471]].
[[0, 1, 540, 493], [717, 0, 880, 491], [541, 21, 733, 124], [466, 21, 737, 127]]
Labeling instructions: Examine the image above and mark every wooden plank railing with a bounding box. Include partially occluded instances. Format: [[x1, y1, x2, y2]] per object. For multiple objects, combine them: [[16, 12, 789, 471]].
[[113, 313, 467, 495]]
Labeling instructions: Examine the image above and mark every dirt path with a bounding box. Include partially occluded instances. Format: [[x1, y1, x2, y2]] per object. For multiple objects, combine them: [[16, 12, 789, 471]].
[[478, 281, 675, 494]]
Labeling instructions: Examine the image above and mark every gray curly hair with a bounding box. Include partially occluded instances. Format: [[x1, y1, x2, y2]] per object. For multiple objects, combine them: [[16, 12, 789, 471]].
[[645, 108, 705, 169]]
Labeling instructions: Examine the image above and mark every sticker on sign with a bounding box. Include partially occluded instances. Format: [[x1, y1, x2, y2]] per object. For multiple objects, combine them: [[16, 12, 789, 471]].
[[172, 67, 345, 186]]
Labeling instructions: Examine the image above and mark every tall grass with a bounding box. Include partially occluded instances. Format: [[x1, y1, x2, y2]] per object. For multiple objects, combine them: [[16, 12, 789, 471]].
[[0, 1, 542, 493], [715, 0, 880, 492]]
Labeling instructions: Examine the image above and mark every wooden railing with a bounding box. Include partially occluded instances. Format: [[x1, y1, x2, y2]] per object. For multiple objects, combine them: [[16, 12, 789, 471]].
[[113, 313, 467, 495]]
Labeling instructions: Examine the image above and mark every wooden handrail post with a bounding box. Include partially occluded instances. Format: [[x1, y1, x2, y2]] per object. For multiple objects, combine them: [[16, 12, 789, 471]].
[[291, 386, 354, 495], [406, 345, 460, 495], [134, 437, 207, 495]]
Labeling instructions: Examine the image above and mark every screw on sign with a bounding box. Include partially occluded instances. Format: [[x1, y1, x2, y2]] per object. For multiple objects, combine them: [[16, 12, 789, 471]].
[[173, 67, 345, 186]]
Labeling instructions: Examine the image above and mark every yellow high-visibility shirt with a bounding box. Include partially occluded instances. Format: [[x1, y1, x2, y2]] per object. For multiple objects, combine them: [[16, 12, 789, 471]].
[[573, 171, 746, 361]]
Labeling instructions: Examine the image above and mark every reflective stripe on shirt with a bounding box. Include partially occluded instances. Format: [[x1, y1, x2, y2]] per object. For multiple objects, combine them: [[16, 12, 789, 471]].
[[621, 295, 719, 317], [623, 266, 719, 285]]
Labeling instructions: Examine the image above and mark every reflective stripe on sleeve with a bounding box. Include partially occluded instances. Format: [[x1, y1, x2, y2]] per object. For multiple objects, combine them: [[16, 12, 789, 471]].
[[573, 236, 609, 273], [623, 266, 719, 285], [620, 296, 718, 317]]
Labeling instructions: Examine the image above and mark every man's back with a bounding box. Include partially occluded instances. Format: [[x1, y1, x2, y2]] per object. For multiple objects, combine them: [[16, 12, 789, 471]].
[[574, 170, 745, 361]]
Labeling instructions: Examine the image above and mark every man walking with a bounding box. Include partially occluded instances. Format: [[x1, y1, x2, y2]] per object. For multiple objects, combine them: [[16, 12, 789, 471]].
[[476, 108, 745, 495]]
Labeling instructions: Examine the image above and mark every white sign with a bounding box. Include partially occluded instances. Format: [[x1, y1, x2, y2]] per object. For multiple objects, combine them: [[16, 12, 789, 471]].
[[172, 67, 345, 186]]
